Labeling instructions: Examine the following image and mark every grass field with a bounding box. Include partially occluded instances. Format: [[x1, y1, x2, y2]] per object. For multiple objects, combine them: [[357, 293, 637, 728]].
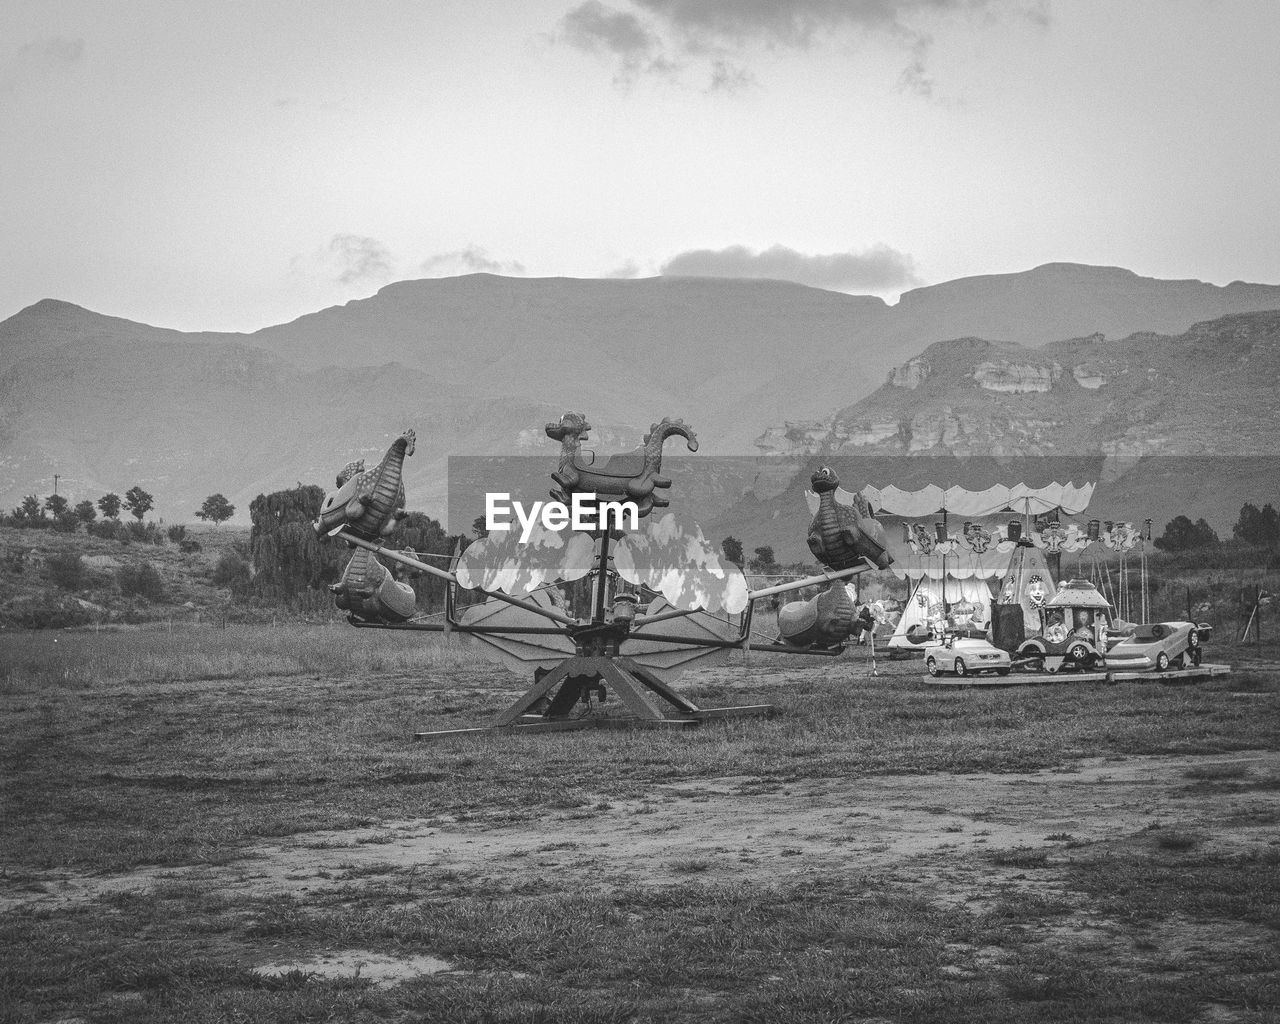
[[3, 623, 1279, 1023]]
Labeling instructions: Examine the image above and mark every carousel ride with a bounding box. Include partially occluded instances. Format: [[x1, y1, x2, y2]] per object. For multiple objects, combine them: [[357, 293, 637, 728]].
[[313, 418, 893, 738], [837, 477, 1228, 683]]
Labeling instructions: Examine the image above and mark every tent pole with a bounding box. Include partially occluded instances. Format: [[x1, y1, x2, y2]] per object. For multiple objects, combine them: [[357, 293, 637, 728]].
[[941, 505, 949, 615]]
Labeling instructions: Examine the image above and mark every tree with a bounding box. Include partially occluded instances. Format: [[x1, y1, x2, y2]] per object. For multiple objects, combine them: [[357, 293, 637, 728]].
[[195, 493, 236, 527], [249, 485, 347, 597], [721, 536, 744, 567], [1233, 502, 1280, 548], [98, 492, 122, 520], [12, 495, 43, 524], [74, 499, 97, 524], [387, 511, 454, 609], [45, 493, 69, 518], [1153, 515, 1219, 552], [748, 545, 780, 574], [472, 515, 489, 539], [124, 486, 154, 522]]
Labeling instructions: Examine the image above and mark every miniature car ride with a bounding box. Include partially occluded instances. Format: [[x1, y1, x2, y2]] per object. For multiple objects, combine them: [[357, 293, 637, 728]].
[[1105, 620, 1212, 671], [924, 630, 1012, 677]]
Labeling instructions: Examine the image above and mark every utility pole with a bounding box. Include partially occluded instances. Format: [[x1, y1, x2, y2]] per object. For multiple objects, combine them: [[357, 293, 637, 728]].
[[53, 474, 60, 495]]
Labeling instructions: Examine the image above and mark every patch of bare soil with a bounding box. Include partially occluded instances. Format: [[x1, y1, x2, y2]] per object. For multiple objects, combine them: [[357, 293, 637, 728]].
[[9, 750, 1278, 915], [252, 951, 456, 986]]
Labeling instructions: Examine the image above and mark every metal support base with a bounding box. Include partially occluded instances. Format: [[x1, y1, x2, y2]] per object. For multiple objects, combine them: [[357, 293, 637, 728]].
[[414, 654, 773, 741]]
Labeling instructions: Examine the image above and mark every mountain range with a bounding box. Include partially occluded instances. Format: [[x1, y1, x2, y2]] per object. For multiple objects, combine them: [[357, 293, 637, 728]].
[[719, 310, 1280, 560], [2, 263, 1279, 534]]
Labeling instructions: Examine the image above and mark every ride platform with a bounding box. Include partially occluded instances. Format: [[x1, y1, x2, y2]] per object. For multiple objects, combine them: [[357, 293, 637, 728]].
[[923, 662, 1232, 688]]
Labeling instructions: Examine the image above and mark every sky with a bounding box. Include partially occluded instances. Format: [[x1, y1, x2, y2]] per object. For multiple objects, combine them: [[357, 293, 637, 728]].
[[2, 0, 1279, 332]]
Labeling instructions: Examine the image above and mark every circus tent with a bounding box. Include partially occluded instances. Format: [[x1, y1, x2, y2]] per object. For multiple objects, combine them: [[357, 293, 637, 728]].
[[890, 576, 997, 644]]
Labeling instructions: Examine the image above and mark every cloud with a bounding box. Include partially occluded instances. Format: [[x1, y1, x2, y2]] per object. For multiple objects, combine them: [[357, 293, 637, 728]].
[[1, 36, 84, 92], [556, 0, 1048, 92], [328, 234, 395, 285], [634, 0, 1047, 46], [660, 243, 921, 291], [419, 246, 526, 277], [557, 0, 676, 83], [707, 59, 758, 93]]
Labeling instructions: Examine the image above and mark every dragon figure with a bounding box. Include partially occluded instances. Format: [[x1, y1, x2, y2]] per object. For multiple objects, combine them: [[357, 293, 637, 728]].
[[777, 582, 857, 649], [544, 412, 698, 519], [314, 429, 415, 540], [329, 547, 420, 623], [806, 466, 893, 571]]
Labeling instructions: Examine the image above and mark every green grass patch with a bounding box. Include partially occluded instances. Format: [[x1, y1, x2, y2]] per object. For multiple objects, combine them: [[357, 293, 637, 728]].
[[2, 626, 1279, 873], [1066, 848, 1280, 928], [3, 622, 1279, 1021], [5, 871, 1277, 1024]]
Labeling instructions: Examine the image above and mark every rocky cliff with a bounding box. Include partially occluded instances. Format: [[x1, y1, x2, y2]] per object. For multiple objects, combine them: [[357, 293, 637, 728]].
[[756, 312, 1280, 460]]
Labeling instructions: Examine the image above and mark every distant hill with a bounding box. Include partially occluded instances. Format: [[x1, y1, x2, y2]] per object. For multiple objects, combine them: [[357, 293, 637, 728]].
[[756, 310, 1280, 459], [890, 262, 1280, 345], [3, 265, 1280, 526], [734, 311, 1280, 561]]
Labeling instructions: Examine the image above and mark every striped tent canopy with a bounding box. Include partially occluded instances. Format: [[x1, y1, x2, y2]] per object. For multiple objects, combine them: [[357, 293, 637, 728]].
[[804, 480, 1098, 581], [860, 481, 1095, 518]]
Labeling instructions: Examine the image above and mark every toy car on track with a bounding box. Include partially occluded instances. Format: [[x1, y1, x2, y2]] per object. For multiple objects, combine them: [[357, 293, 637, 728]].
[[924, 630, 1012, 677], [1104, 621, 1211, 671]]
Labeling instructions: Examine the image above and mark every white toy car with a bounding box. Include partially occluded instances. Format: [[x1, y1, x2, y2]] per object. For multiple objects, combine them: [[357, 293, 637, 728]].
[[924, 630, 1012, 677], [1104, 621, 1211, 671]]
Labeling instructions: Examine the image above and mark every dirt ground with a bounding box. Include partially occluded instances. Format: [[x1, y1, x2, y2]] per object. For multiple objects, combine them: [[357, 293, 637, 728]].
[[10, 746, 1278, 986]]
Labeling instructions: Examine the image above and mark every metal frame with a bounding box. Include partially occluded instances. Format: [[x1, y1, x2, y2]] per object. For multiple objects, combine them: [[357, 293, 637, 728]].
[[329, 527, 876, 740]]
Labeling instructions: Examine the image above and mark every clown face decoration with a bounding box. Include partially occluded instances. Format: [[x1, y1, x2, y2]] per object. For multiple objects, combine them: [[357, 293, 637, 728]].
[[1027, 575, 1048, 608]]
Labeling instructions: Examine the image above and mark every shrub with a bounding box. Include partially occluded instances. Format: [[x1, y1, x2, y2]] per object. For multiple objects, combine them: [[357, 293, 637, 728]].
[[212, 551, 251, 590], [87, 520, 125, 541], [46, 551, 85, 591], [167, 524, 187, 543], [52, 512, 81, 534], [0, 593, 94, 629], [126, 521, 164, 545], [179, 539, 203, 554], [117, 562, 166, 602]]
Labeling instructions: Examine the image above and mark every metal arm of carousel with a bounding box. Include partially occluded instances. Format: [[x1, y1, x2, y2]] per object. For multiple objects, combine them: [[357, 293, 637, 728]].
[[745, 559, 877, 602], [333, 529, 579, 628]]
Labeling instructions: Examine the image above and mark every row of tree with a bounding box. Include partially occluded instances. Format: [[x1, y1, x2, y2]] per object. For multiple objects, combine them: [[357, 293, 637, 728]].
[[720, 537, 816, 575], [1155, 502, 1280, 552], [5, 488, 237, 532]]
